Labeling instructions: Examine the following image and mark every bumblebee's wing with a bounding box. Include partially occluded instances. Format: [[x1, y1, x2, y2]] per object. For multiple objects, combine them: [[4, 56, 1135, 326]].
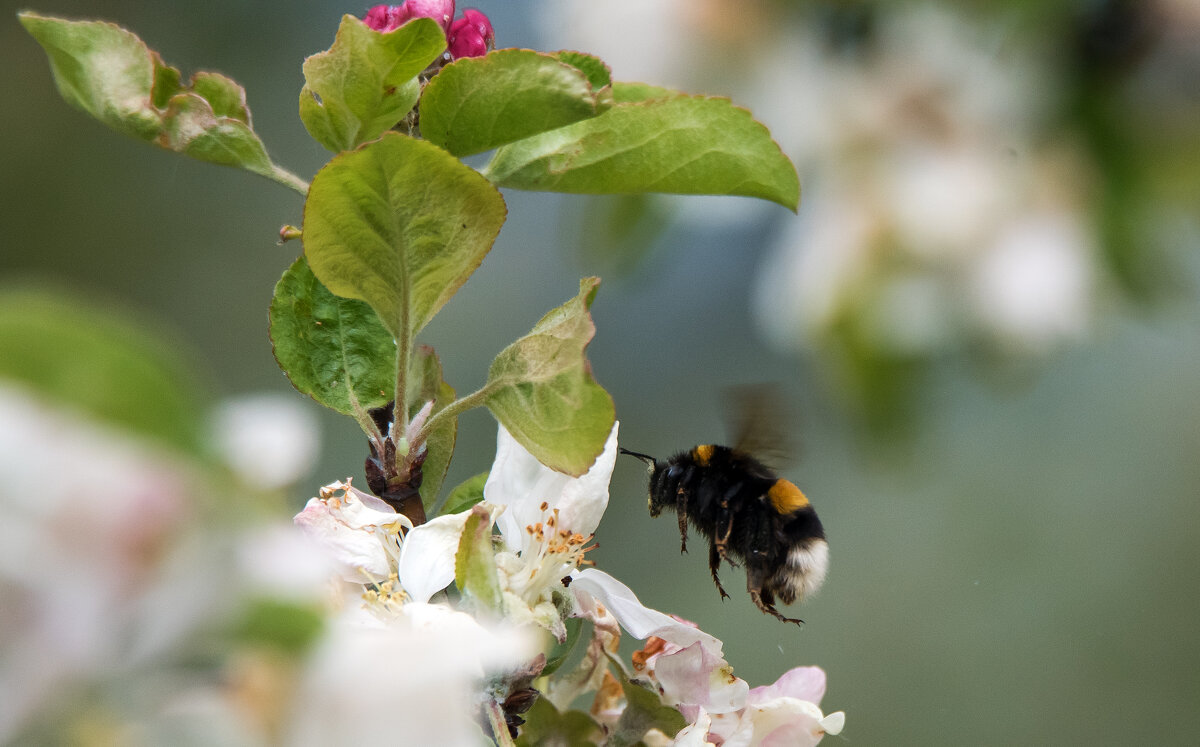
[[722, 384, 798, 470]]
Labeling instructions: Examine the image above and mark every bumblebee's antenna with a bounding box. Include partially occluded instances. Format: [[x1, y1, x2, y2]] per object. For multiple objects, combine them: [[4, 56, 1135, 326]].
[[618, 447, 657, 467]]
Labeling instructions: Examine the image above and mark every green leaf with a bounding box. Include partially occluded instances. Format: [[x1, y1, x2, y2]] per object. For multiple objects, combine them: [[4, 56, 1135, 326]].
[[608, 675, 687, 747], [231, 598, 325, 655], [484, 91, 800, 210], [269, 256, 396, 415], [483, 277, 615, 476], [454, 505, 503, 611], [542, 616, 585, 678], [552, 51, 612, 94], [19, 12, 305, 192], [612, 81, 677, 104], [150, 53, 184, 110], [19, 11, 164, 140], [407, 345, 456, 510], [420, 49, 611, 157], [160, 93, 275, 176], [439, 471, 488, 516], [302, 132, 507, 339], [191, 71, 251, 122], [300, 15, 447, 153], [0, 288, 206, 455], [515, 696, 602, 747]]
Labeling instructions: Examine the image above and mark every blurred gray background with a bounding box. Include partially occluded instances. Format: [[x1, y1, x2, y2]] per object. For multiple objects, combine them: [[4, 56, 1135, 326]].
[[4, 0, 1199, 743]]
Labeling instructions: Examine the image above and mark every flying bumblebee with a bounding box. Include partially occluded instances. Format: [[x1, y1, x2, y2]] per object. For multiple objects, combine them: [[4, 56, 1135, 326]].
[[620, 396, 827, 625]]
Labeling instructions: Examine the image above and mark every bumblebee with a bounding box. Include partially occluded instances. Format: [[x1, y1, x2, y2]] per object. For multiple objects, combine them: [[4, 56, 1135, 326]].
[[620, 443, 828, 625]]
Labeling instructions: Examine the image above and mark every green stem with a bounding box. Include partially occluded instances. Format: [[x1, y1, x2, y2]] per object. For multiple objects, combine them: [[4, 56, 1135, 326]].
[[267, 164, 310, 195], [486, 700, 515, 747], [421, 385, 492, 439], [347, 387, 386, 455], [391, 323, 412, 467]]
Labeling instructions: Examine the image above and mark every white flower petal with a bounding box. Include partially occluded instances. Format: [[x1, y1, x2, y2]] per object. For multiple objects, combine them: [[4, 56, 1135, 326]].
[[335, 486, 407, 530], [487, 425, 567, 551], [655, 642, 748, 714], [487, 422, 618, 551], [672, 707, 715, 747], [294, 497, 391, 582], [820, 711, 845, 736], [747, 666, 826, 707], [569, 569, 723, 653], [554, 422, 619, 538], [397, 511, 472, 603], [749, 698, 830, 747]]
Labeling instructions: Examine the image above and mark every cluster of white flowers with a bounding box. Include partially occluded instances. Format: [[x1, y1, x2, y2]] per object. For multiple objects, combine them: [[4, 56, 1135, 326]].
[[541, 1, 1102, 360], [750, 6, 1098, 358], [294, 421, 844, 745], [0, 373, 844, 745]]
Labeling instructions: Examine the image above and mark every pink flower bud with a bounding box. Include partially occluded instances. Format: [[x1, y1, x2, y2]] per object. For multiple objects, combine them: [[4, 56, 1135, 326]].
[[447, 9, 494, 59], [363, 1, 456, 34], [363, 5, 403, 32]]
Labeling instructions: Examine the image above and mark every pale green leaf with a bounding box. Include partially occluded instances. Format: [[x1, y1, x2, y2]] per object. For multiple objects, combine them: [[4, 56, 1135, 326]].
[[552, 51, 612, 94], [302, 132, 507, 339], [420, 48, 610, 157], [454, 505, 502, 611], [20, 12, 303, 191], [485, 91, 800, 210], [300, 15, 446, 152], [19, 11, 163, 139], [191, 71, 251, 122], [160, 93, 274, 176], [483, 277, 615, 476]]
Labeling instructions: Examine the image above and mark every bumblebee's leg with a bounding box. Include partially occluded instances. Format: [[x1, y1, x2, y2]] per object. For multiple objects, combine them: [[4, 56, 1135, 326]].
[[674, 465, 693, 554], [708, 540, 730, 600], [747, 564, 803, 626], [713, 511, 738, 567], [712, 484, 742, 565]]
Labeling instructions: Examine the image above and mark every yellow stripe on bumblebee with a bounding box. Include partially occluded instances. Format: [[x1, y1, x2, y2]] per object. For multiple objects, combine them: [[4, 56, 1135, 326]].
[[767, 478, 809, 514]]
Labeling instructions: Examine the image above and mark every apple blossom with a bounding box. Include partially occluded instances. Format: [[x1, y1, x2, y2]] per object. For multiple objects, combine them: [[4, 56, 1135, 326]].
[[293, 478, 470, 609], [704, 666, 845, 747], [484, 422, 618, 639]]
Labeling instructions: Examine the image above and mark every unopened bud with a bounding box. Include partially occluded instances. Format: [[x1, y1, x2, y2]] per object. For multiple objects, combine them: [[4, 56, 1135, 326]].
[[278, 225, 302, 243], [447, 9, 494, 59], [363, 1, 456, 34]]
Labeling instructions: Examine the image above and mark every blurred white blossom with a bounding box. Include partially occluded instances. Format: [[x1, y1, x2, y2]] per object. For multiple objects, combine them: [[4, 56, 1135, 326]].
[[212, 393, 320, 490], [541, 1, 1104, 365], [286, 602, 535, 747], [748, 5, 1098, 359], [0, 385, 195, 740]]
